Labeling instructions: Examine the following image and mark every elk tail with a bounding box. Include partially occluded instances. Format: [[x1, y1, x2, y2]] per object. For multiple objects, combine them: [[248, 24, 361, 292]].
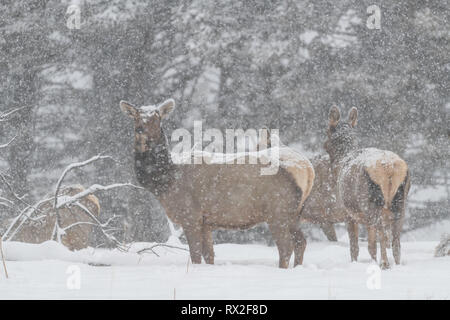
[[365, 157, 408, 213]]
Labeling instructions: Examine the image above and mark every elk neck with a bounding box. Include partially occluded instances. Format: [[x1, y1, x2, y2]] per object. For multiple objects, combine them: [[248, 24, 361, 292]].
[[328, 127, 359, 166], [134, 128, 176, 196]]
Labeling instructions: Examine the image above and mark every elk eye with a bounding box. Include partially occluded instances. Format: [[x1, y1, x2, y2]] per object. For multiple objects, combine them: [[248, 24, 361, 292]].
[[136, 127, 144, 134]]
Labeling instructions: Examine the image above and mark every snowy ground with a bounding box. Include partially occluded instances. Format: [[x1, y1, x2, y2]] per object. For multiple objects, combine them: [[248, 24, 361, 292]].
[[0, 236, 449, 299]]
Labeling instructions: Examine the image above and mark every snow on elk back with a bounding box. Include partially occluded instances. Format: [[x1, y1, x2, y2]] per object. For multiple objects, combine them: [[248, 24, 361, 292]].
[[120, 98, 315, 268], [324, 106, 411, 269], [174, 146, 314, 212]]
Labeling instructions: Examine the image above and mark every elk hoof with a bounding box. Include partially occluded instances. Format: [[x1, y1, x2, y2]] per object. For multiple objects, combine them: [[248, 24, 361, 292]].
[[379, 261, 390, 270]]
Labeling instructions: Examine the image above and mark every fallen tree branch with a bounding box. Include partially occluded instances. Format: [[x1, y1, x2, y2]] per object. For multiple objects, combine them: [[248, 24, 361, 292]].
[[2, 196, 53, 241], [73, 201, 126, 250], [3, 154, 142, 252], [50, 154, 140, 248], [55, 183, 142, 209], [137, 243, 189, 256]]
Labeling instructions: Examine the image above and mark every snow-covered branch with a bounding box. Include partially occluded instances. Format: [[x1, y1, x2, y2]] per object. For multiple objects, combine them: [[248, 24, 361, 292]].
[[137, 243, 188, 257], [2, 154, 142, 252], [54, 154, 114, 209], [0, 171, 35, 214], [72, 201, 125, 250], [0, 135, 17, 149], [0, 106, 26, 122], [55, 183, 141, 209], [2, 197, 53, 242]]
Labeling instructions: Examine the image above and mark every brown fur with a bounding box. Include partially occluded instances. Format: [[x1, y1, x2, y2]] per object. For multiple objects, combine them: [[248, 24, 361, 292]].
[[10, 186, 100, 251], [301, 155, 345, 241], [121, 99, 315, 268], [324, 106, 410, 269], [281, 154, 315, 211]]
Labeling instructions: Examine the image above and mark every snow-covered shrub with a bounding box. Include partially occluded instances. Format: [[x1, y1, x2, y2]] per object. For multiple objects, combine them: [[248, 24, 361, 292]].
[[434, 234, 450, 257]]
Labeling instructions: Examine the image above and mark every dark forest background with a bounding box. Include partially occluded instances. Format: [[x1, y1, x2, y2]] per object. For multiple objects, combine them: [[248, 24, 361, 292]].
[[0, 0, 448, 245]]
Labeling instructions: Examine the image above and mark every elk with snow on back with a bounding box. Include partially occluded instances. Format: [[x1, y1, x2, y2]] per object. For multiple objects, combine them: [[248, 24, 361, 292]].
[[324, 106, 410, 269], [120, 99, 315, 268]]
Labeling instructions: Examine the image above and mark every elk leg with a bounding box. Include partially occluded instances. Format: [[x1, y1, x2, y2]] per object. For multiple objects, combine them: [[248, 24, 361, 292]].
[[391, 181, 407, 265], [201, 226, 214, 264], [392, 219, 403, 265], [320, 222, 338, 241], [367, 225, 377, 261], [291, 225, 307, 267], [269, 223, 294, 269], [385, 228, 392, 249], [184, 225, 203, 264], [378, 226, 390, 269], [346, 220, 359, 262]]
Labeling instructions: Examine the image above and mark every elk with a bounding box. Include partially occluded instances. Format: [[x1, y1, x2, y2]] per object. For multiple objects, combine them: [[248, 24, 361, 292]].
[[120, 99, 315, 268], [300, 154, 343, 241], [9, 185, 100, 251], [323, 106, 410, 269]]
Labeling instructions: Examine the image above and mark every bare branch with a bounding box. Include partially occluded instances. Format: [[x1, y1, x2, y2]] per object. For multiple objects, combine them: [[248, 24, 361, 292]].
[[0, 172, 32, 207], [2, 199, 51, 242], [72, 201, 119, 228], [0, 106, 27, 122], [0, 135, 17, 149], [72, 201, 125, 250], [2, 153, 142, 252], [137, 243, 189, 256], [51, 154, 123, 245], [0, 197, 14, 207], [56, 183, 142, 209], [54, 154, 114, 209]]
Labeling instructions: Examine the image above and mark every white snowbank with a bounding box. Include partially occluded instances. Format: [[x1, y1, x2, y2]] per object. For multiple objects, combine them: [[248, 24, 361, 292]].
[[409, 184, 448, 204], [403, 219, 450, 241], [2, 241, 186, 267], [0, 240, 449, 299]]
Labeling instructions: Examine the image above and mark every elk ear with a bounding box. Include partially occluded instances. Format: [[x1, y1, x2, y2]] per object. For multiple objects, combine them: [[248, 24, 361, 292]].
[[328, 105, 341, 128], [157, 99, 175, 119], [348, 107, 358, 128], [120, 101, 139, 118]]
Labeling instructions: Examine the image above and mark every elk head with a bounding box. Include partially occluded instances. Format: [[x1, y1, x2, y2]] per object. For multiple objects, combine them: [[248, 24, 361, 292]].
[[324, 105, 358, 163], [120, 99, 175, 153]]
